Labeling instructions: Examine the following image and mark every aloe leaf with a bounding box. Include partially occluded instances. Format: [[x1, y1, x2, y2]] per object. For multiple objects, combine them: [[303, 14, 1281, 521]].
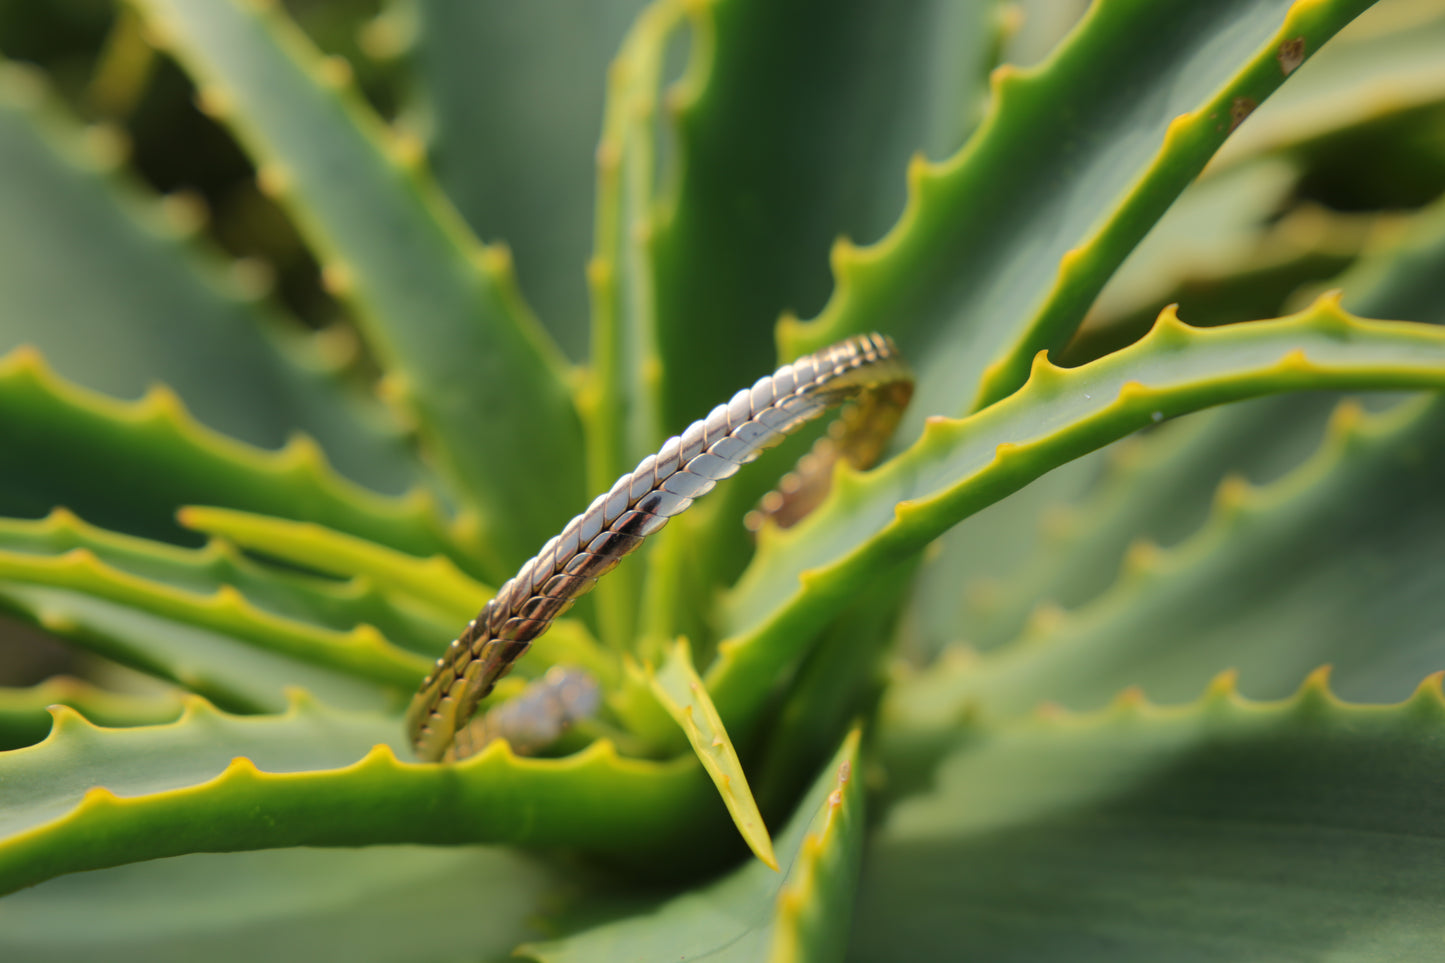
[[648, 638, 775, 869], [964, 175, 1445, 663], [854, 674, 1445, 960], [0, 540, 428, 687], [0, 62, 424, 497], [0, 347, 470, 567], [176, 506, 489, 622], [128, 0, 585, 573], [711, 302, 1445, 730], [523, 728, 864, 963], [781, 0, 1376, 421], [652, 0, 998, 430], [0, 694, 717, 895], [1336, 187, 1445, 324], [0, 510, 455, 655], [579, 0, 682, 649], [410, 0, 651, 361], [1085, 158, 1300, 331], [0, 586, 392, 714], [900, 392, 1445, 722], [953, 391, 1353, 656], [1216, 0, 1445, 168], [0, 679, 182, 751], [0, 845, 561, 963]]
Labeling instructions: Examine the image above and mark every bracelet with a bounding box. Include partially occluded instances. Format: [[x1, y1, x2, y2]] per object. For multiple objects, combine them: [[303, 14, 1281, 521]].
[[406, 333, 913, 762]]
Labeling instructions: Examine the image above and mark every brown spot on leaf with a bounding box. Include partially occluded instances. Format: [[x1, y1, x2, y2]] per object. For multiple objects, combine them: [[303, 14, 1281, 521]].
[[1277, 36, 1306, 76], [1229, 96, 1256, 132]]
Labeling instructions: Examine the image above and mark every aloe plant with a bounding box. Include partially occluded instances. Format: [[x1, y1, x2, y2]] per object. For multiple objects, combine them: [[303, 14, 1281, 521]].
[[2, 0, 1445, 958]]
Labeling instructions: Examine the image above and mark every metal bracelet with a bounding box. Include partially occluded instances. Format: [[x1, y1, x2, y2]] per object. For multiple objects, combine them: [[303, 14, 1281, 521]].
[[406, 333, 913, 762]]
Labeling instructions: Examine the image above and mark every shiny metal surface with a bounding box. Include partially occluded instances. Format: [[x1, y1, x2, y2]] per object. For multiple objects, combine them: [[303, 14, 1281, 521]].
[[406, 333, 913, 762]]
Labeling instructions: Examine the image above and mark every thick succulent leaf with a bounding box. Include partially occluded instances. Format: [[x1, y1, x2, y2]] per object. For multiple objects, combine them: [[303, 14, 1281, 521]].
[[1336, 186, 1445, 324], [0, 347, 471, 567], [1084, 157, 1300, 330], [0, 540, 428, 687], [0, 845, 561, 963], [854, 674, 1445, 961], [177, 505, 488, 622], [710, 302, 1445, 731], [0, 693, 719, 895], [1070, 204, 1368, 365], [524, 728, 864, 963], [960, 175, 1445, 661], [129, 0, 585, 574], [652, 0, 998, 431], [952, 391, 1355, 655], [648, 638, 775, 869], [1216, 0, 1445, 167], [579, 0, 681, 649], [0, 678, 182, 752], [898, 392, 1445, 722], [0, 586, 392, 714], [0, 62, 423, 497], [0, 510, 455, 655], [781, 0, 1377, 421], [410, 0, 651, 361]]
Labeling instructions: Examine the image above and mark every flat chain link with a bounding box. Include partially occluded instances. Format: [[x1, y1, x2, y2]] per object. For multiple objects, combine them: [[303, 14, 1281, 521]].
[[406, 333, 913, 762]]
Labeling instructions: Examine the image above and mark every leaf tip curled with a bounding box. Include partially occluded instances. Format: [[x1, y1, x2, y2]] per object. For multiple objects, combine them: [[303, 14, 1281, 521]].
[[1307, 288, 1354, 333], [1146, 303, 1193, 346], [1027, 349, 1064, 392], [45, 703, 91, 736]]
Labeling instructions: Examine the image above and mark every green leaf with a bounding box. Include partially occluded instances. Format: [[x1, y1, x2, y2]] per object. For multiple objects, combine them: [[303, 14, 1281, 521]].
[[0, 846, 560, 963], [1336, 186, 1445, 325], [854, 674, 1445, 960], [711, 301, 1445, 733], [0, 586, 393, 714], [1215, 0, 1445, 168], [0, 534, 429, 688], [176, 505, 489, 622], [523, 727, 865, 963], [953, 391, 1355, 655], [578, 0, 680, 650], [0, 347, 471, 567], [0, 694, 719, 895], [0, 61, 424, 497], [0, 678, 182, 752], [653, 0, 998, 431], [129, 0, 585, 574], [781, 0, 1377, 421], [0, 510, 456, 655], [410, 0, 651, 361], [648, 637, 776, 869], [897, 391, 1445, 722]]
